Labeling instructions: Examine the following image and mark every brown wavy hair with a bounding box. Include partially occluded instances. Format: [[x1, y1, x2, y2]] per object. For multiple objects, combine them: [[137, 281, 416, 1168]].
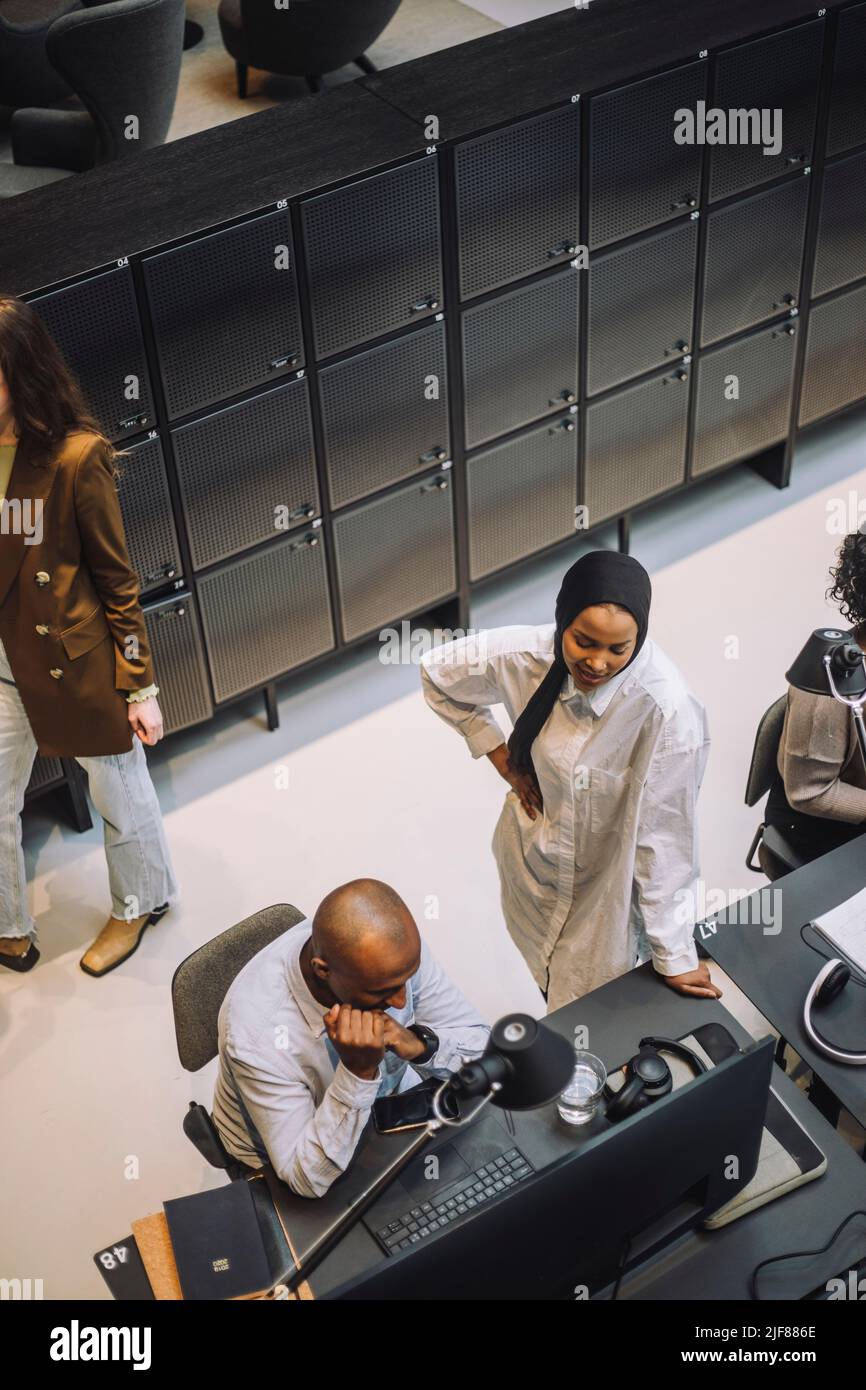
[[0, 295, 122, 474]]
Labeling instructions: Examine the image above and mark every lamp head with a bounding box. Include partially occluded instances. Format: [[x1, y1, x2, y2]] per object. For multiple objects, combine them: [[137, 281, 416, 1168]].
[[453, 1013, 575, 1110], [786, 629, 866, 699]]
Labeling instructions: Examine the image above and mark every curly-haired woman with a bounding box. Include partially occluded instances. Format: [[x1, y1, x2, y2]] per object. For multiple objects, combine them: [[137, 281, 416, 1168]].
[[0, 296, 178, 975], [764, 532, 866, 868]]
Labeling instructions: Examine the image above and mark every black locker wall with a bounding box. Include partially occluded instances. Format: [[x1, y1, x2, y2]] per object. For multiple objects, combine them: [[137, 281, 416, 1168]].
[[11, 0, 866, 750]]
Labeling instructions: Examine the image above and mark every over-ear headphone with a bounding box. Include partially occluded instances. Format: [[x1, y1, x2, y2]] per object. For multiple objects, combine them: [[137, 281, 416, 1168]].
[[603, 1035, 707, 1122], [802, 958, 866, 1065]]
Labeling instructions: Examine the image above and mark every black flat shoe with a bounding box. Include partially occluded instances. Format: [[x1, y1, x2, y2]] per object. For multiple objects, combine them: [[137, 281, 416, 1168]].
[[0, 942, 40, 973]]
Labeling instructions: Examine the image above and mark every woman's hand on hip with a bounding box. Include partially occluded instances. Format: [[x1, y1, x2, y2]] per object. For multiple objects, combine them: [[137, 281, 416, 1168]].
[[660, 961, 722, 999], [128, 696, 164, 746], [487, 743, 544, 820]]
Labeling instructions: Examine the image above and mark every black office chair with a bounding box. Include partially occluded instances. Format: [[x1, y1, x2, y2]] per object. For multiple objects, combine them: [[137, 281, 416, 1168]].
[[171, 902, 306, 1180], [744, 694, 805, 881], [0, 0, 184, 198], [218, 0, 402, 98]]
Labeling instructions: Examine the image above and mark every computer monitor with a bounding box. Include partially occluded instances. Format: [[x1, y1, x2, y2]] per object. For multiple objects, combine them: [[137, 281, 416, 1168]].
[[324, 1034, 775, 1300]]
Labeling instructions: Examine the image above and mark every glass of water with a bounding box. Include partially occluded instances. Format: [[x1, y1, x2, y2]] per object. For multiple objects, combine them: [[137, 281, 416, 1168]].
[[557, 1049, 607, 1126]]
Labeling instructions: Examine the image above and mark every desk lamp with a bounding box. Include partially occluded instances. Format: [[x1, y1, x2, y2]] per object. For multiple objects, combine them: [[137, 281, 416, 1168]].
[[274, 1013, 574, 1295]]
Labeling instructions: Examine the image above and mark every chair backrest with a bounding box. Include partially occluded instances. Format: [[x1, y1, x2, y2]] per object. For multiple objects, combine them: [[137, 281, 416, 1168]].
[[745, 694, 788, 807], [47, 0, 184, 163], [171, 903, 306, 1073], [240, 0, 402, 74]]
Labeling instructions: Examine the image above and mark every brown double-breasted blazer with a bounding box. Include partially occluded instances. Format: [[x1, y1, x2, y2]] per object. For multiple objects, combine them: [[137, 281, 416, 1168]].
[[0, 429, 154, 757]]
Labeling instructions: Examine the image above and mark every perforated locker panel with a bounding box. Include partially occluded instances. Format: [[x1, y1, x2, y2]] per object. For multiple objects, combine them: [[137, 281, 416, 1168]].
[[142, 208, 304, 420], [708, 20, 824, 203], [812, 149, 866, 297], [584, 370, 688, 525], [462, 268, 578, 449], [587, 220, 697, 396], [332, 472, 456, 643], [467, 415, 578, 580], [692, 322, 797, 477], [827, 3, 866, 156], [29, 267, 154, 442], [170, 378, 318, 571], [319, 321, 450, 510], [26, 757, 63, 795], [455, 103, 580, 300], [196, 532, 334, 702], [799, 282, 866, 425], [301, 158, 443, 360], [142, 592, 213, 734], [116, 435, 182, 595], [588, 62, 705, 249], [701, 177, 808, 345]]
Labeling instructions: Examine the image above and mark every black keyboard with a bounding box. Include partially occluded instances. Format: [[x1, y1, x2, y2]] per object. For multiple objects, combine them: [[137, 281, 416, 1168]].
[[373, 1147, 535, 1256]]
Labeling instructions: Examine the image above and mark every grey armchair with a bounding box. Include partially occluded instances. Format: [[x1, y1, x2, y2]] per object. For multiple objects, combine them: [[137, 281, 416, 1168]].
[[0, 0, 82, 108], [218, 0, 402, 98], [0, 0, 185, 198]]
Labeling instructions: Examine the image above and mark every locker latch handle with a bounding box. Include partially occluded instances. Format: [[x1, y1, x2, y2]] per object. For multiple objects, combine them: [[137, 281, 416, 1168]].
[[670, 194, 697, 210], [289, 532, 320, 552], [269, 351, 300, 370], [410, 296, 440, 313], [550, 418, 575, 433], [547, 240, 577, 259], [785, 152, 806, 165], [549, 389, 576, 406], [421, 475, 449, 492], [289, 502, 317, 520], [772, 294, 797, 309], [145, 563, 178, 582], [419, 446, 448, 463], [159, 605, 186, 620]]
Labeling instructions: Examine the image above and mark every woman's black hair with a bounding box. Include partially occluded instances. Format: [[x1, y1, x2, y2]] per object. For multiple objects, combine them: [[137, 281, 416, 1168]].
[[507, 550, 652, 781], [827, 532, 866, 630]]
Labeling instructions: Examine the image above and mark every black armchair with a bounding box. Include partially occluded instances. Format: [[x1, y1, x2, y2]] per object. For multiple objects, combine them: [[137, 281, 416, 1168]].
[[1, 0, 185, 198], [218, 0, 402, 98], [0, 0, 82, 109]]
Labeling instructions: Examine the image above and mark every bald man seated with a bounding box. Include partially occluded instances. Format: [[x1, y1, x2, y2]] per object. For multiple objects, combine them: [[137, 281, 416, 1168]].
[[212, 880, 490, 1198]]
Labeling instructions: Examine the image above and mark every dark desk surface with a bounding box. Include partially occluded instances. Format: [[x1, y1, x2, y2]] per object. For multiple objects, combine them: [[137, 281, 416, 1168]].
[[267, 963, 866, 1300], [700, 834, 866, 1128]]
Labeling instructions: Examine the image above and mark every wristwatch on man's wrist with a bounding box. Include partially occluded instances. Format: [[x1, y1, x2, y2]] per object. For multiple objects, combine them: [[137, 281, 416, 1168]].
[[407, 1023, 439, 1064]]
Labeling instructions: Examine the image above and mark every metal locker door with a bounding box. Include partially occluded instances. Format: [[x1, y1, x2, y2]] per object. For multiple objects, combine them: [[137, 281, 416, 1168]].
[[332, 471, 456, 643], [701, 178, 808, 345], [583, 369, 689, 526], [692, 321, 797, 478], [812, 150, 866, 297], [799, 282, 866, 426], [26, 757, 63, 795], [827, 3, 866, 156], [588, 62, 705, 250], [116, 435, 183, 596], [455, 102, 580, 301], [170, 378, 319, 571], [142, 592, 214, 735], [462, 268, 579, 449], [587, 220, 697, 396], [29, 267, 154, 443], [301, 158, 443, 360], [196, 530, 334, 702], [142, 208, 305, 420], [708, 20, 824, 203], [319, 321, 450, 510], [467, 414, 578, 581]]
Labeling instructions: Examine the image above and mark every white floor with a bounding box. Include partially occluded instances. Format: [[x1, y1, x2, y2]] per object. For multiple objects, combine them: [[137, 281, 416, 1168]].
[[4, 401, 866, 1298]]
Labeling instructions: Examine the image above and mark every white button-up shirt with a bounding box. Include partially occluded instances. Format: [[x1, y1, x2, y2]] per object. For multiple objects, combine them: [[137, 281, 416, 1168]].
[[420, 624, 709, 1011]]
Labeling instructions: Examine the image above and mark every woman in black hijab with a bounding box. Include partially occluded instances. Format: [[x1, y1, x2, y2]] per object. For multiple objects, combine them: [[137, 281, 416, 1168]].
[[421, 550, 721, 1010]]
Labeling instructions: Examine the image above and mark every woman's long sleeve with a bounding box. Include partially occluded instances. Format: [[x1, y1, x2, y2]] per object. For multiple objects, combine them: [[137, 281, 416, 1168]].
[[778, 687, 866, 824]]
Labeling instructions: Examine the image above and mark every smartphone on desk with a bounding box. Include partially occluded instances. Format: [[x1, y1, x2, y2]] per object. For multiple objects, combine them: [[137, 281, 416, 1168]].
[[373, 1077, 460, 1134]]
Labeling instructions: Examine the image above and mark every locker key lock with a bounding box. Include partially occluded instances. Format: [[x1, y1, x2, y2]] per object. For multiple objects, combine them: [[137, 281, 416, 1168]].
[[550, 389, 576, 405], [786, 152, 806, 164], [547, 241, 577, 258], [410, 296, 439, 313], [419, 446, 448, 464], [160, 606, 186, 619], [674, 369, 688, 382], [306, 534, 319, 546], [671, 194, 697, 210]]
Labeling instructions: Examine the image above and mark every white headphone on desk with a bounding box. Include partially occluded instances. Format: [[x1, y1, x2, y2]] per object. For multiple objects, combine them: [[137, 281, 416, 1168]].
[[802, 958, 866, 1065]]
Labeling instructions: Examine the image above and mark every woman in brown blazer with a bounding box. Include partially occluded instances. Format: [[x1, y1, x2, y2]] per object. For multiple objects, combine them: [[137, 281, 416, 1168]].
[[0, 296, 178, 974]]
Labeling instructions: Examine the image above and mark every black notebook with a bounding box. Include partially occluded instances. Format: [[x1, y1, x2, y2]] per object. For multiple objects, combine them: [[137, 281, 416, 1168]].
[[163, 1179, 277, 1301]]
